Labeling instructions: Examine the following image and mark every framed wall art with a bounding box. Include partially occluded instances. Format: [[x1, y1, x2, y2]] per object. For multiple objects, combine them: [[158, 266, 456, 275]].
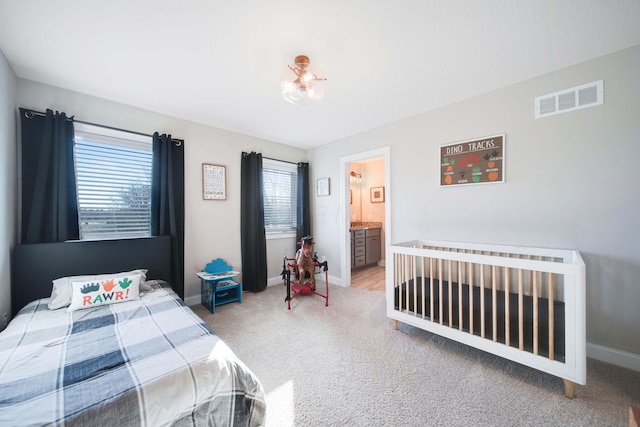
[[202, 163, 226, 200], [317, 177, 330, 196], [370, 186, 385, 203], [440, 134, 505, 187]]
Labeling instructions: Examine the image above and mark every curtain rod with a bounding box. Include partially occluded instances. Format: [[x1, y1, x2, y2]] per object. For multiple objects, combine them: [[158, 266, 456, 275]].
[[23, 108, 184, 145], [263, 156, 306, 166]]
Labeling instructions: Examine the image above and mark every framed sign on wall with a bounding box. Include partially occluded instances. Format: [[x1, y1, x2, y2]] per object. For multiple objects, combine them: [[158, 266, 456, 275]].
[[202, 163, 226, 200], [317, 177, 330, 196], [440, 134, 505, 187], [370, 186, 385, 203]]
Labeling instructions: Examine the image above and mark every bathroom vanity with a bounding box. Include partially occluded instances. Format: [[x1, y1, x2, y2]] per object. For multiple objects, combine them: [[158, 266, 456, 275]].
[[350, 223, 382, 269]]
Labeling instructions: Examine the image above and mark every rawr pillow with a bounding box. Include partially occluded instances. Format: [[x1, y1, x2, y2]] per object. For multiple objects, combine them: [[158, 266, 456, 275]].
[[67, 273, 142, 312], [48, 269, 147, 310]]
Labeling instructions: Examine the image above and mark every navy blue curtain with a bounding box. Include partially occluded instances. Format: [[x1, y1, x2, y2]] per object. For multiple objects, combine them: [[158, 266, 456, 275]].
[[151, 133, 185, 298], [19, 108, 79, 244], [240, 152, 267, 292], [296, 162, 311, 251]]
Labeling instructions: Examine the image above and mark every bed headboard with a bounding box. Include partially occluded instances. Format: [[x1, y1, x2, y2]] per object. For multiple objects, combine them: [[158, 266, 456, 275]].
[[11, 236, 171, 315]]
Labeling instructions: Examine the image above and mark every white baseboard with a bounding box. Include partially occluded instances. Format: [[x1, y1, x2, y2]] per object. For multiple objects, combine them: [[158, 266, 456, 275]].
[[187, 277, 286, 304], [192, 274, 343, 295], [185, 295, 200, 307], [267, 274, 345, 287], [587, 342, 640, 372], [267, 276, 283, 287], [328, 274, 345, 287]]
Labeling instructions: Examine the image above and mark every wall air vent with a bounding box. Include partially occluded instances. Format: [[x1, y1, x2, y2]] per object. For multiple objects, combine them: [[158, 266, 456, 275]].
[[535, 80, 603, 119]]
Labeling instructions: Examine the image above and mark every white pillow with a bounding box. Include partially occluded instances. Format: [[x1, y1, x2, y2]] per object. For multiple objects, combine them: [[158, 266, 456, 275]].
[[67, 273, 142, 312], [139, 280, 155, 293], [48, 269, 148, 310]]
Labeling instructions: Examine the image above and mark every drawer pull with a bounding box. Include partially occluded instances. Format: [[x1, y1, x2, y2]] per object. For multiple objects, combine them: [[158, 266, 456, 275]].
[[216, 291, 229, 298]]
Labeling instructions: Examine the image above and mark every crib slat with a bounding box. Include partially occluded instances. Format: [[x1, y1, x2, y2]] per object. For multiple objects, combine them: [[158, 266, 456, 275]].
[[448, 259, 453, 327], [505, 266, 511, 347], [429, 258, 434, 321], [492, 265, 497, 342], [398, 253, 402, 312], [533, 270, 539, 356], [421, 257, 426, 320], [411, 255, 415, 312], [549, 272, 555, 360], [438, 258, 443, 325], [469, 261, 474, 336], [527, 254, 533, 295], [488, 253, 493, 291], [405, 254, 410, 314], [399, 253, 403, 312], [458, 260, 463, 331], [400, 255, 409, 310], [480, 264, 485, 339], [518, 268, 524, 351], [461, 250, 466, 284], [395, 253, 400, 312], [411, 255, 418, 316], [397, 253, 403, 312]]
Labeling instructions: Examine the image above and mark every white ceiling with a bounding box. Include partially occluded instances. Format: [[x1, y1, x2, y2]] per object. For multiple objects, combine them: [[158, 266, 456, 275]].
[[1, 1, 640, 149]]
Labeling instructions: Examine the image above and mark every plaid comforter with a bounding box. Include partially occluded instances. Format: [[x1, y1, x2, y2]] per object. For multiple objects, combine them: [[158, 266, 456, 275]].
[[0, 283, 266, 427]]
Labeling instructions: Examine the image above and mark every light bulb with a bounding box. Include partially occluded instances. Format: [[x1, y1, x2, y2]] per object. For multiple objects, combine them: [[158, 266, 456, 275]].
[[281, 55, 326, 105]]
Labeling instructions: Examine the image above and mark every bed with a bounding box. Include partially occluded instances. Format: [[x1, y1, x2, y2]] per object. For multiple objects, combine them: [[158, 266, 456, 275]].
[[387, 239, 586, 398], [1, 237, 266, 426]]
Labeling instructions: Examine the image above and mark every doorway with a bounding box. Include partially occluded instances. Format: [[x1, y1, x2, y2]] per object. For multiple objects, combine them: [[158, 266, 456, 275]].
[[349, 158, 385, 291], [339, 147, 391, 289]]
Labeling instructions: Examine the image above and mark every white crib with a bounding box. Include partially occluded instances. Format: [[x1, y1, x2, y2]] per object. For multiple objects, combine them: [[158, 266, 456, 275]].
[[386, 239, 586, 398]]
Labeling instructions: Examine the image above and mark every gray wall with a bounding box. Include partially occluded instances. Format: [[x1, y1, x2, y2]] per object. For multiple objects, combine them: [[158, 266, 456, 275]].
[[0, 49, 17, 330], [309, 45, 640, 363]]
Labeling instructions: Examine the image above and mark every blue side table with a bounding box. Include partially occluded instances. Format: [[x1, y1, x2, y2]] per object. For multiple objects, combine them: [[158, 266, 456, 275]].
[[197, 271, 242, 313]]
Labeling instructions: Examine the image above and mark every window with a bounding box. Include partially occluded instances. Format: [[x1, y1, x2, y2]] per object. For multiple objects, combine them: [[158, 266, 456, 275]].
[[74, 123, 153, 240], [262, 158, 297, 237]]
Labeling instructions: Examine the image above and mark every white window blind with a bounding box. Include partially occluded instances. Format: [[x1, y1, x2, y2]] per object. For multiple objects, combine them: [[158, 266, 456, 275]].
[[74, 123, 153, 240], [262, 158, 297, 235]]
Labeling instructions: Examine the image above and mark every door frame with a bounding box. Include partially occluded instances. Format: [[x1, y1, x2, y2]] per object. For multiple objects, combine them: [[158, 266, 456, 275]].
[[339, 146, 391, 287]]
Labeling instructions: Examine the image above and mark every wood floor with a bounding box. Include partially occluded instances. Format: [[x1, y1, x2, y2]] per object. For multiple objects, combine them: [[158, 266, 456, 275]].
[[351, 265, 385, 291]]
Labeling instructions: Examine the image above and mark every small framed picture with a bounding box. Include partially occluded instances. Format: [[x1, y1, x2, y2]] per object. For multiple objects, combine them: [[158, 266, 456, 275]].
[[317, 177, 330, 196], [370, 186, 384, 203], [202, 163, 226, 200]]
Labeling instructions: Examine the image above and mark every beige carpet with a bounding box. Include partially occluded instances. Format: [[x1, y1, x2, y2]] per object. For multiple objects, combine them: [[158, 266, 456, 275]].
[[192, 284, 640, 426]]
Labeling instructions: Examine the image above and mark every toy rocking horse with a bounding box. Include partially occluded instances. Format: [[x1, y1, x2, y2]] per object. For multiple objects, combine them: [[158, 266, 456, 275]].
[[282, 235, 329, 309]]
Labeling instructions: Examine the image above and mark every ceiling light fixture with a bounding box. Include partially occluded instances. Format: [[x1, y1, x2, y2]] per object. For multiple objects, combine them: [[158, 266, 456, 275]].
[[281, 55, 326, 105]]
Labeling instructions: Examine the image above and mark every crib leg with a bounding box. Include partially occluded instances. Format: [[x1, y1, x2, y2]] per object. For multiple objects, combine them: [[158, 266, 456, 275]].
[[563, 379, 577, 399], [392, 319, 398, 330]]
